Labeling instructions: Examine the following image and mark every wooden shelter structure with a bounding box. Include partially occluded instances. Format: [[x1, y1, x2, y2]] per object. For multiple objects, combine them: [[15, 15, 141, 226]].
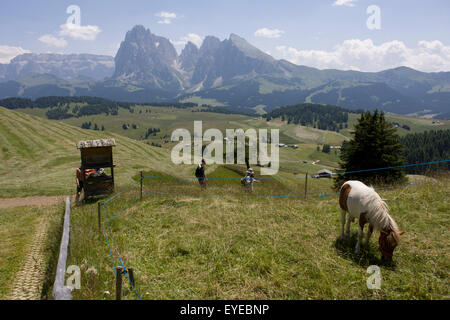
[[77, 139, 116, 198]]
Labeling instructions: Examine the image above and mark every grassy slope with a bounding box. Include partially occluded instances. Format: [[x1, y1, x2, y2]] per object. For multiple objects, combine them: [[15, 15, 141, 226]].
[[68, 173, 449, 300], [0, 107, 180, 198], [0, 105, 338, 199], [1, 105, 448, 300]]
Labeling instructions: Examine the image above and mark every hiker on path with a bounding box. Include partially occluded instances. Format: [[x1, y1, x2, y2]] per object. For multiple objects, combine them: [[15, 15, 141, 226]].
[[76, 167, 84, 203], [241, 168, 259, 192], [195, 159, 207, 189]]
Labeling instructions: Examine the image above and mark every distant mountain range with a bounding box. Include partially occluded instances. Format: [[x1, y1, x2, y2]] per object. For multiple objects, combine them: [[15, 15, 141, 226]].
[[0, 25, 449, 116], [0, 53, 114, 81]]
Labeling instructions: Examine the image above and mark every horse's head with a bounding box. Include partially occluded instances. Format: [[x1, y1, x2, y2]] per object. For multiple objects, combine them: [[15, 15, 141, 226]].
[[378, 229, 405, 261]]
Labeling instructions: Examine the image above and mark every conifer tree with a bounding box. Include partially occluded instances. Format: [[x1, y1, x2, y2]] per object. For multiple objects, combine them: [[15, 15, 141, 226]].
[[334, 110, 406, 188]]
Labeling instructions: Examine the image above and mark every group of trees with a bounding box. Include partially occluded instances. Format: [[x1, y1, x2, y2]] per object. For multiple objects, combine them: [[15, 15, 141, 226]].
[[264, 103, 349, 132], [392, 122, 411, 131], [322, 144, 331, 154], [121, 123, 138, 130], [400, 129, 450, 174], [81, 121, 104, 131], [144, 128, 161, 139], [195, 105, 257, 116]]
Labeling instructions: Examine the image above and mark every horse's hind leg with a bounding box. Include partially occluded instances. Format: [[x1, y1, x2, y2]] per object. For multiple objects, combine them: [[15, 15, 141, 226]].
[[340, 210, 346, 240], [345, 214, 352, 239]]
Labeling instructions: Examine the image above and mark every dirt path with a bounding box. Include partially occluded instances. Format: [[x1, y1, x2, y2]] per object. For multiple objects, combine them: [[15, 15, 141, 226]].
[[0, 195, 72, 209], [9, 217, 50, 300]]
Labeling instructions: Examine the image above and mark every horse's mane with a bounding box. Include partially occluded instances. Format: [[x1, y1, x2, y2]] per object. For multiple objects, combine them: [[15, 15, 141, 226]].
[[365, 186, 399, 233]]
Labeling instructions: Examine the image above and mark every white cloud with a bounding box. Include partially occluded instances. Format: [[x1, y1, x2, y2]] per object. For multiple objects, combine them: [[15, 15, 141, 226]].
[[156, 11, 177, 24], [38, 34, 68, 48], [254, 28, 285, 39], [275, 39, 450, 72], [332, 0, 357, 7], [59, 23, 101, 41], [0, 45, 31, 63], [172, 33, 204, 48]]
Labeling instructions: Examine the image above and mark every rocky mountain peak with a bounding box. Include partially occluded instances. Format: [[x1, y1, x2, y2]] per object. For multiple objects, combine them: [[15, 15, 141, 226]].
[[199, 36, 221, 55], [113, 25, 182, 90], [179, 42, 199, 72]]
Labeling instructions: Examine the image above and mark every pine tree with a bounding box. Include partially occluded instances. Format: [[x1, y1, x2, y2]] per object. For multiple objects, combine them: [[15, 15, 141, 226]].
[[334, 110, 407, 188]]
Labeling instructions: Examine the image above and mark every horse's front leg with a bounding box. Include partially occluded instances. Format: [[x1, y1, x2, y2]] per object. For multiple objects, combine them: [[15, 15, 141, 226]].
[[365, 224, 374, 247], [355, 221, 365, 255]]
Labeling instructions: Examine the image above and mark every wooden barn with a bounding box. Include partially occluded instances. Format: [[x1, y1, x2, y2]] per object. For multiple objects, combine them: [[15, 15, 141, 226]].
[[77, 139, 116, 198]]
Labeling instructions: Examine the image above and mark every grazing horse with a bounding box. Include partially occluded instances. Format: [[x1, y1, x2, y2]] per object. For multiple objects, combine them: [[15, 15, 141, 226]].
[[339, 180, 404, 261]]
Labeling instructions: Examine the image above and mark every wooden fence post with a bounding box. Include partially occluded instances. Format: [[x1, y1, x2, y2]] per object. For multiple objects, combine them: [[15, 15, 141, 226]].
[[98, 202, 102, 232], [128, 268, 135, 288], [304, 172, 308, 198], [140, 170, 143, 200], [116, 266, 123, 300]]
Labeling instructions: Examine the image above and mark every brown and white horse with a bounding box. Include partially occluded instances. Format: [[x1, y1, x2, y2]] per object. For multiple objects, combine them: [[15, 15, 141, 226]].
[[339, 180, 404, 261]]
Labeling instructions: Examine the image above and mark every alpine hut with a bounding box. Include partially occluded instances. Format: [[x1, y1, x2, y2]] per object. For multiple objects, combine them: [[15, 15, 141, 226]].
[[77, 139, 116, 198]]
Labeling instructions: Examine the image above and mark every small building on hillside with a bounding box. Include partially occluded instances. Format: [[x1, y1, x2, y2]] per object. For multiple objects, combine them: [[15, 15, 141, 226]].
[[313, 169, 333, 179], [77, 138, 116, 198]]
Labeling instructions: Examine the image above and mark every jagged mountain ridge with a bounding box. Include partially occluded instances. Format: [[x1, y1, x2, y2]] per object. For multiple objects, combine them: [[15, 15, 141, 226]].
[[0, 25, 449, 115], [113, 26, 289, 91], [113, 25, 186, 91]]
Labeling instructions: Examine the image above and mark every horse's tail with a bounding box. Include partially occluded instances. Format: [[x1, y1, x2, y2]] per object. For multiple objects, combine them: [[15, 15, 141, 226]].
[[339, 183, 351, 212]]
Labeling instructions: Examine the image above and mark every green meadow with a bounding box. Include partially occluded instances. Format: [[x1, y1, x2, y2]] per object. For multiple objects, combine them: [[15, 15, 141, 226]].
[[0, 105, 448, 300], [67, 171, 449, 300]]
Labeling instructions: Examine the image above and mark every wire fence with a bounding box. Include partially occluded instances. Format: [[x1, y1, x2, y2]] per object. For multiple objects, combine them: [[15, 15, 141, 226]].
[[100, 190, 142, 300], [97, 159, 448, 300]]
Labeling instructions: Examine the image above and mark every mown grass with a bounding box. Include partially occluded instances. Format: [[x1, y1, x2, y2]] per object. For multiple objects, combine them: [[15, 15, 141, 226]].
[[0, 107, 175, 198], [67, 173, 449, 300], [0, 203, 63, 299]]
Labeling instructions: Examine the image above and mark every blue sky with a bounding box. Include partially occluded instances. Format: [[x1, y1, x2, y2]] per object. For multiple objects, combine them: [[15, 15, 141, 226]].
[[1, 0, 449, 71]]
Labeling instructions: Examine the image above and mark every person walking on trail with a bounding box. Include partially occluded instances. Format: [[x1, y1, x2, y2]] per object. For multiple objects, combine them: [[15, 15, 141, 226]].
[[195, 159, 207, 189], [76, 167, 84, 203], [241, 168, 259, 192]]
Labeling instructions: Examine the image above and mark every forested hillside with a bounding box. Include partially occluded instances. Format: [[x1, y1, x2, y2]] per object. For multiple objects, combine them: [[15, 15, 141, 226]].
[[0, 96, 198, 120], [264, 103, 357, 132], [400, 129, 450, 173]]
